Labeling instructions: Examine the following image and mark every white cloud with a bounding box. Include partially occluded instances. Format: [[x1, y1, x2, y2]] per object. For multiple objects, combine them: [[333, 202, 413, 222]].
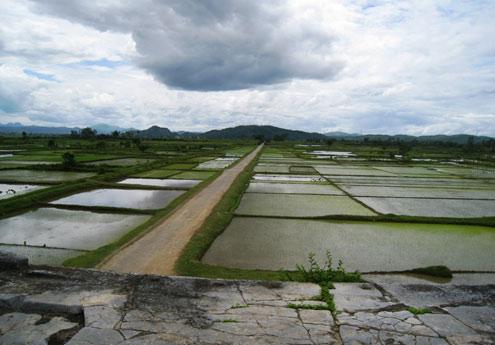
[[0, 0, 493, 136]]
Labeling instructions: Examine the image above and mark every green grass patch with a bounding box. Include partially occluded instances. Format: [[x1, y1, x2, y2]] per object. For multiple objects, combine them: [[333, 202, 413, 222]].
[[187, 156, 218, 163], [173, 171, 216, 180], [163, 163, 196, 170], [132, 169, 180, 178], [408, 265, 453, 278], [407, 307, 432, 315]]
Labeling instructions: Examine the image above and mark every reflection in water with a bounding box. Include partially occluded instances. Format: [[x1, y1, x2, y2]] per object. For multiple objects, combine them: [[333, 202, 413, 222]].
[[0, 208, 149, 251], [52, 188, 185, 209]]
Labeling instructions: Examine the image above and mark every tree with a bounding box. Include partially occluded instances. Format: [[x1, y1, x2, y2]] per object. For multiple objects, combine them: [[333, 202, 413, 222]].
[[465, 136, 475, 154], [81, 127, 97, 139], [62, 152, 77, 169], [70, 130, 79, 138], [47, 139, 57, 149], [111, 130, 120, 138], [22, 131, 28, 142]]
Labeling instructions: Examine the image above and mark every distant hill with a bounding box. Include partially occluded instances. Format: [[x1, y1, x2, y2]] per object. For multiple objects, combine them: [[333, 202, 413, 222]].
[[0, 123, 133, 135], [0, 123, 76, 135], [1, 122, 492, 143], [324, 132, 493, 144], [202, 125, 327, 141], [135, 125, 174, 139]]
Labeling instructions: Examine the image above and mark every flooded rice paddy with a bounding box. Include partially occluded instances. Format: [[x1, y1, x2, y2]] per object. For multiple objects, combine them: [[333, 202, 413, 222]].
[[0, 208, 149, 251], [235, 193, 376, 217], [118, 178, 200, 188], [252, 174, 325, 182], [196, 157, 238, 170], [0, 244, 84, 266], [356, 197, 495, 218], [340, 185, 495, 199], [203, 217, 495, 272], [254, 164, 291, 173], [86, 158, 153, 166], [317, 166, 395, 176], [52, 188, 184, 209], [246, 182, 343, 195], [172, 171, 216, 180], [0, 170, 95, 182], [205, 151, 495, 273], [0, 183, 47, 200]]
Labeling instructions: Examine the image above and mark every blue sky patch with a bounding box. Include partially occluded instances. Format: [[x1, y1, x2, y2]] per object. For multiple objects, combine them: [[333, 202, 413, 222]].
[[23, 69, 57, 81]]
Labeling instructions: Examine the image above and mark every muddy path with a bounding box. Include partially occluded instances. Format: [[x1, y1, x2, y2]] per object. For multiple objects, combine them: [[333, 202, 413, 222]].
[[99, 144, 263, 275]]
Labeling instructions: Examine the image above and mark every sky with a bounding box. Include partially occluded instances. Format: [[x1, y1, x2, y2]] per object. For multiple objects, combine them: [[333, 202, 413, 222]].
[[0, 0, 494, 136]]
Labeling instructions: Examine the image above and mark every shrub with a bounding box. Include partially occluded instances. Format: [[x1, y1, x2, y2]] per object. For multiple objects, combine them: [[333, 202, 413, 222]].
[[407, 307, 432, 315], [409, 265, 452, 278], [292, 251, 362, 284], [62, 152, 77, 170]]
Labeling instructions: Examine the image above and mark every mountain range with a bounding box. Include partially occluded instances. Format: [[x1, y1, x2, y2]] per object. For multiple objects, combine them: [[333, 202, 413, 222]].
[[0, 123, 492, 143]]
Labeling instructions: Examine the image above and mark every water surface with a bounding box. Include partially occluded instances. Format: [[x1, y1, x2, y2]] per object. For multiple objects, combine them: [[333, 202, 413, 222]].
[[118, 178, 200, 188], [52, 188, 184, 209], [203, 217, 495, 272], [0, 183, 47, 200], [0, 170, 94, 182], [0, 208, 149, 250]]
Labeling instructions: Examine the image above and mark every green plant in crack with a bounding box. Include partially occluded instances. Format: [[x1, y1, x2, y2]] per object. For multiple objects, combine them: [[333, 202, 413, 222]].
[[286, 250, 361, 313], [407, 307, 432, 315], [289, 250, 362, 284]]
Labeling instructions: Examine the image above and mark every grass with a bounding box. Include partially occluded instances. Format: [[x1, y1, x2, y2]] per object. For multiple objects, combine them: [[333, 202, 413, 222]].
[[132, 169, 180, 178], [289, 251, 362, 284], [173, 171, 216, 180], [163, 163, 196, 170], [408, 265, 453, 278], [407, 307, 432, 315]]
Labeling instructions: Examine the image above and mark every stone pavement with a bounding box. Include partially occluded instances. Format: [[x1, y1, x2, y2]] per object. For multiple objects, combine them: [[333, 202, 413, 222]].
[[0, 254, 493, 344]]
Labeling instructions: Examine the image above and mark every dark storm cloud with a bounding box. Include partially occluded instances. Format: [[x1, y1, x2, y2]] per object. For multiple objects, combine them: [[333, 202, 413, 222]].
[[30, 0, 342, 91]]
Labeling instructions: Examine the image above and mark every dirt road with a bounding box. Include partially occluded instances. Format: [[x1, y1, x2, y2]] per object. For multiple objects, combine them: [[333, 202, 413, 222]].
[[99, 144, 263, 275]]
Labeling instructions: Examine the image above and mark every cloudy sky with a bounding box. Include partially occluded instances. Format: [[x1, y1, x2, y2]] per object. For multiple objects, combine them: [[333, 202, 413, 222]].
[[0, 0, 494, 135]]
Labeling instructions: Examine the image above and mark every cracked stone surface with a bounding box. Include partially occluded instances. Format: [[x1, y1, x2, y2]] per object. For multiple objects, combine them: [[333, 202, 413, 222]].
[[0, 312, 78, 345], [0, 265, 493, 344]]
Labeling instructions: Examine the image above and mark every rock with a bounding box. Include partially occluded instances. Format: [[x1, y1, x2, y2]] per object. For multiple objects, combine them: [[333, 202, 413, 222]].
[[299, 309, 334, 326], [0, 312, 78, 345], [332, 283, 397, 313], [84, 305, 122, 329], [65, 327, 124, 345], [339, 325, 448, 345], [22, 290, 126, 315], [445, 306, 495, 333], [417, 314, 478, 337], [447, 335, 495, 345], [0, 251, 28, 271], [338, 311, 437, 337]]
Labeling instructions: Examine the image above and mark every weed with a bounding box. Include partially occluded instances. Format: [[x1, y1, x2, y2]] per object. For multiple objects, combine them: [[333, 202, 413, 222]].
[[408, 265, 453, 278], [289, 251, 362, 284], [407, 307, 432, 315], [287, 303, 331, 311], [230, 304, 249, 309]]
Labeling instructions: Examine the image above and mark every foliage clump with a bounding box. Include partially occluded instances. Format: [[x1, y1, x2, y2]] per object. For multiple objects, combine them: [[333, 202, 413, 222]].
[[292, 251, 362, 284], [62, 152, 77, 170], [409, 265, 452, 278], [407, 307, 432, 315]]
